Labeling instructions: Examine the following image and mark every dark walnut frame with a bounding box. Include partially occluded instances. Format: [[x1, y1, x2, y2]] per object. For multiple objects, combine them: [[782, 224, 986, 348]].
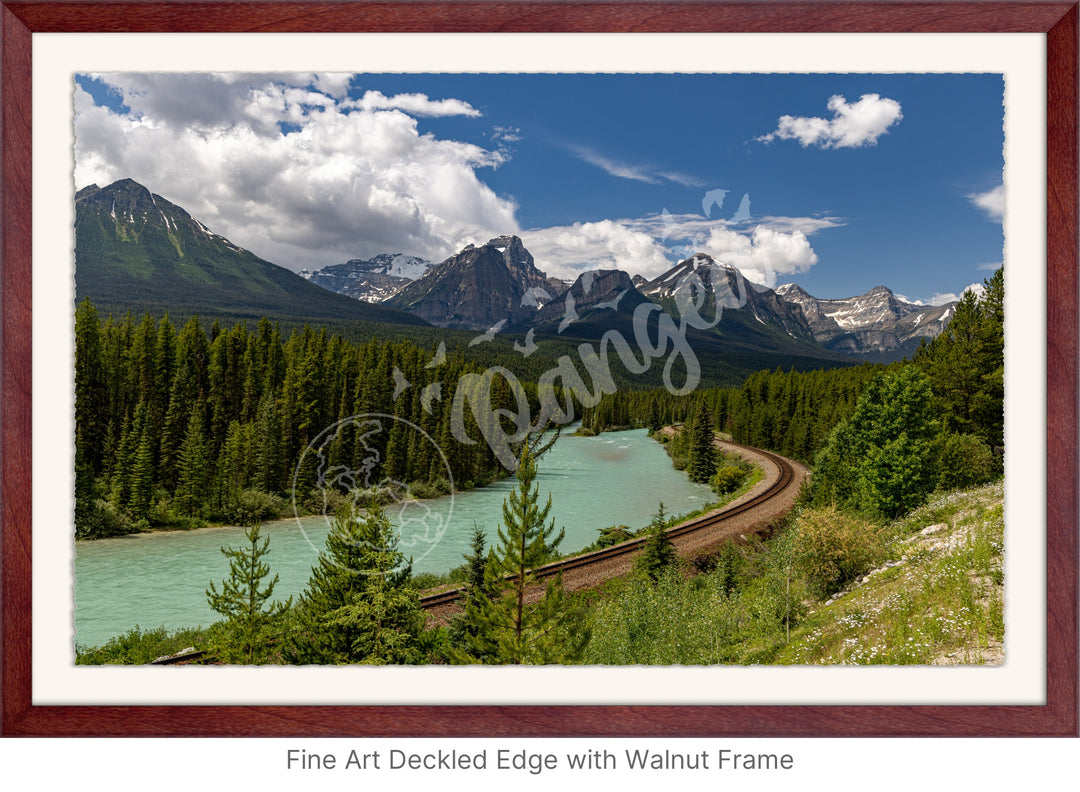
[[1, 1, 1076, 737]]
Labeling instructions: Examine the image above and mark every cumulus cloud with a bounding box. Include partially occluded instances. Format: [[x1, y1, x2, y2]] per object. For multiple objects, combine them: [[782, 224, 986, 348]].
[[758, 93, 903, 149], [698, 226, 819, 287], [74, 74, 516, 271], [521, 212, 829, 287], [968, 185, 1004, 222], [348, 90, 481, 117], [521, 220, 673, 282], [74, 72, 832, 288], [902, 282, 986, 306]]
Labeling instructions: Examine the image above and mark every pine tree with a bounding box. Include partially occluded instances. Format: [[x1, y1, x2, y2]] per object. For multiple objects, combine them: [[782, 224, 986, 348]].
[[446, 524, 500, 662], [458, 442, 587, 664], [646, 398, 662, 433], [286, 501, 425, 664], [686, 401, 718, 483], [635, 502, 677, 582], [323, 507, 429, 665], [205, 521, 291, 664], [127, 412, 156, 521], [175, 405, 210, 517], [808, 366, 938, 518]]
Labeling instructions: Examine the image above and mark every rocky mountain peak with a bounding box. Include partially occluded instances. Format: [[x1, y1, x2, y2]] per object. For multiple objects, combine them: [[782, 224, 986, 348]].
[[300, 252, 433, 302], [775, 282, 809, 298], [774, 281, 957, 359], [387, 236, 559, 329]]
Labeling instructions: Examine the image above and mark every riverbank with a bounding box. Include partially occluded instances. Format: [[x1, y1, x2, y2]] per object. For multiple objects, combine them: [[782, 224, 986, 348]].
[[74, 426, 716, 649]]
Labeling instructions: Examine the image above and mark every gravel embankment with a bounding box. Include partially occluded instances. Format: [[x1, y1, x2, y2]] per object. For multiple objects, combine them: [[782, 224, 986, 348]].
[[422, 440, 808, 622]]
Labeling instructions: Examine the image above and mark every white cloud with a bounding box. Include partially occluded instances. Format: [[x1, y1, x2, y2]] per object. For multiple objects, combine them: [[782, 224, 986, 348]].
[[977, 261, 1003, 271], [698, 226, 819, 287], [632, 212, 843, 243], [521, 221, 673, 282], [74, 73, 832, 288], [758, 93, 903, 149], [74, 74, 515, 271], [903, 282, 986, 306], [492, 125, 521, 143], [570, 145, 704, 187], [521, 213, 827, 288], [968, 185, 1004, 222], [348, 90, 481, 118], [625, 212, 833, 287]]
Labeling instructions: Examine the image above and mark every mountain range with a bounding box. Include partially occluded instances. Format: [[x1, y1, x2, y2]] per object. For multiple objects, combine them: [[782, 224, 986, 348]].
[[307, 235, 955, 361], [298, 253, 433, 303], [74, 179, 426, 327], [75, 179, 957, 366]]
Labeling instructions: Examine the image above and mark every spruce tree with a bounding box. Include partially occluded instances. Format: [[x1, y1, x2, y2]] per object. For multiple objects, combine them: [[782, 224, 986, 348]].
[[175, 405, 210, 517], [635, 502, 677, 582], [323, 510, 429, 665], [206, 521, 291, 664], [286, 501, 425, 664], [127, 415, 156, 521], [446, 524, 500, 662], [808, 366, 938, 518], [458, 442, 587, 664], [686, 401, 718, 483]]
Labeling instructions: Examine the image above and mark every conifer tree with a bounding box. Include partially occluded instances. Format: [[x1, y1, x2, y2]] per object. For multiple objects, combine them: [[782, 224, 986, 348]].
[[635, 502, 677, 582], [686, 401, 718, 483], [646, 398, 662, 433], [446, 524, 500, 662], [175, 405, 210, 517], [323, 508, 429, 665], [206, 521, 291, 664], [808, 366, 938, 518], [459, 443, 587, 664], [127, 413, 156, 520], [286, 501, 424, 664]]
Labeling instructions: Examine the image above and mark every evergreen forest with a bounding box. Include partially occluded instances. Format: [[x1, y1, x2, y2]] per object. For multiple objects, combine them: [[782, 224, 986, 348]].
[[75, 269, 1005, 666]]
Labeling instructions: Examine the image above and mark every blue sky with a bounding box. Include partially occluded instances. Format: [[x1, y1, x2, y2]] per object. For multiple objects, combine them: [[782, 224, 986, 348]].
[[75, 72, 1003, 303]]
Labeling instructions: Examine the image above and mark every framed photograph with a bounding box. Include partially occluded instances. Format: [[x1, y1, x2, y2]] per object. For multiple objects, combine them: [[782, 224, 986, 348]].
[[2, 1, 1076, 737]]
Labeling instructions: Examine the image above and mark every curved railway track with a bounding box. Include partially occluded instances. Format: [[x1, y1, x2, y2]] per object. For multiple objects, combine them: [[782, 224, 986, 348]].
[[149, 444, 799, 662], [419, 443, 798, 611]]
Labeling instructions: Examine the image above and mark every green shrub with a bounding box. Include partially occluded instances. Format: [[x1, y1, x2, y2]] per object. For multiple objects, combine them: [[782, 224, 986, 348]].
[[597, 525, 634, 548], [75, 498, 139, 539], [711, 466, 746, 494], [794, 505, 888, 598], [224, 489, 286, 524], [76, 625, 209, 665], [935, 433, 997, 490], [406, 478, 452, 500]]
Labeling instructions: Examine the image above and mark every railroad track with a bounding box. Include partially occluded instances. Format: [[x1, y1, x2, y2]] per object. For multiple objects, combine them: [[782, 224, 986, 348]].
[[419, 443, 797, 611], [147, 445, 796, 663]]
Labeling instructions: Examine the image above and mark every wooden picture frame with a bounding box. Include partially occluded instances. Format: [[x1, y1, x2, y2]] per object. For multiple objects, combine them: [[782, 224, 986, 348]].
[[2, 1, 1076, 737]]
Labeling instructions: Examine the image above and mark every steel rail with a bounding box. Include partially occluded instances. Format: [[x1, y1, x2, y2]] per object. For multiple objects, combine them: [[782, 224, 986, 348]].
[[419, 443, 797, 610]]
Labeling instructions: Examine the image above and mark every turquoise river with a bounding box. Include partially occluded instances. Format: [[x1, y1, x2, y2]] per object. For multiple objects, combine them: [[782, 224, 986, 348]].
[[74, 427, 714, 648]]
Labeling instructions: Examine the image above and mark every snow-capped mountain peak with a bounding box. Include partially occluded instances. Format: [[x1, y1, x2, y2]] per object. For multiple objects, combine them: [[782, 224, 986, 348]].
[[301, 253, 434, 302]]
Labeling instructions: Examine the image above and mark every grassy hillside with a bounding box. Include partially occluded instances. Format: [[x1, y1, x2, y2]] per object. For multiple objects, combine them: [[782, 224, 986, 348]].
[[777, 481, 1004, 665], [579, 480, 1004, 665], [75, 180, 428, 328]]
